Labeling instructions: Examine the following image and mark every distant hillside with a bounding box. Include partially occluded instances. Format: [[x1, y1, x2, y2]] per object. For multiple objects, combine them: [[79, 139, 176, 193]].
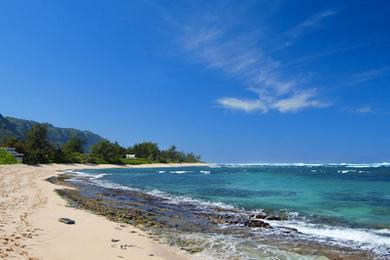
[[0, 114, 106, 152]]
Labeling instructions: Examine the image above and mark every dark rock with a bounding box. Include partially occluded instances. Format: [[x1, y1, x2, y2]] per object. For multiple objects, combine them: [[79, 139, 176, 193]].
[[111, 239, 120, 242], [58, 218, 75, 225], [265, 215, 281, 221], [188, 247, 203, 254], [249, 213, 267, 219], [225, 219, 240, 224], [246, 219, 271, 228], [280, 227, 298, 233]]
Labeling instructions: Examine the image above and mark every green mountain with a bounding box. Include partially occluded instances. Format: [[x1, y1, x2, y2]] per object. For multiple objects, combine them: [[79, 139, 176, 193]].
[[0, 114, 106, 152]]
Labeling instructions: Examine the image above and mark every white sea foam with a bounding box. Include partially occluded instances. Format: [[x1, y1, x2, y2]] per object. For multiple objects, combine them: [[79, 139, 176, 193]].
[[82, 176, 236, 211], [158, 170, 166, 173], [212, 162, 390, 168], [169, 170, 189, 174], [207, 164, 222, 168], [337, 170, 357, 174], [91, 179, 139, 192], [65, 170, 88, 175], [267, 220, 390, 255], [145, 189, 236, 210], [200, 170, 211, 174], [65, 170, 110, 180], [173, 232, 326, 260]]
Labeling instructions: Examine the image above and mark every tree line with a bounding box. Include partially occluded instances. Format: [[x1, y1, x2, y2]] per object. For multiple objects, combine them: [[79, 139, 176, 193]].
[[0, 124, 201, 165]]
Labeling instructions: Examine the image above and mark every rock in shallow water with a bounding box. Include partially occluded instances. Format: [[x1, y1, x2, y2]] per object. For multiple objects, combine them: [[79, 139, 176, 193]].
[[246, 219, 271, 228]]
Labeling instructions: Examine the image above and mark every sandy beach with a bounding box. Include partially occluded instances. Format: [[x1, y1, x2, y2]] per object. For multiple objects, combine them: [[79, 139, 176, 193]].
[[0, 163, 203, 260]]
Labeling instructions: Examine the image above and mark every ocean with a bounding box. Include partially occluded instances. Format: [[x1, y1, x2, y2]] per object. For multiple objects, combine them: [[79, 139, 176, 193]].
[[69, 163, 390, 259]]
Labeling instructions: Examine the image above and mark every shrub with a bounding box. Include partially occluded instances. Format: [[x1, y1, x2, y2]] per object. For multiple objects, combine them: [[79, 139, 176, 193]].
[[0, 149, 19, 164], [120, 158, 152, 165]]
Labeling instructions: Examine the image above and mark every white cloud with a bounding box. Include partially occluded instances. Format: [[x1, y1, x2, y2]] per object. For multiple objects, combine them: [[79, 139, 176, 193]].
[[285, 10, 337, 47], [343, 105, 374, 115], [177, 8, 333, 114], [355, 105, 373, 113], [217, 97, 267, 113], [284, 42, 371, 68], [219, 91, 331, 114], [271, 92, 330, 113], [351, 67, 389, 84]]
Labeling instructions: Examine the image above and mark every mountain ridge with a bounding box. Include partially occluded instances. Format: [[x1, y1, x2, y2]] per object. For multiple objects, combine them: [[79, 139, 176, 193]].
[[0, 114, 106, 152]]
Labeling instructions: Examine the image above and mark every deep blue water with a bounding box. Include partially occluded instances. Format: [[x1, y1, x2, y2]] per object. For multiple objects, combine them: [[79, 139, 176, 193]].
[[76, 163, 390, 258]]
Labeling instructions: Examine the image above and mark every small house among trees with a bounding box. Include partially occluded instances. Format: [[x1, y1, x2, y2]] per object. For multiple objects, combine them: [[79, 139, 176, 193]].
[[0, 147, 23, 161]]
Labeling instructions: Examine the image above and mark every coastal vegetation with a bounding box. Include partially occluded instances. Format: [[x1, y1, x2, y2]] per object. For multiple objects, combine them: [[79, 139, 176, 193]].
[[0, 148, 19, 164], [0, 123, 201, 165]]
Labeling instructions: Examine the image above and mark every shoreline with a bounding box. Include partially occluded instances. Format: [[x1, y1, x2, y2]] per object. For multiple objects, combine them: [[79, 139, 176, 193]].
[[48, 166, 377, 260], [0, 163, 203, 259], [0, 163, 384, 259]]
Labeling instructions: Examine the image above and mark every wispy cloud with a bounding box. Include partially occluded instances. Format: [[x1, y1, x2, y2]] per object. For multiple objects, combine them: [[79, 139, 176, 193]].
[[345, 105, 373, 114], [283, 42, 370, 68], [271, 92, 330, 113], [178, 10, 332, 114], [351, 67, 389, 85], [284, 10, 337, 47], [217, 97, 267, 113], [355, 105, 373, 114]]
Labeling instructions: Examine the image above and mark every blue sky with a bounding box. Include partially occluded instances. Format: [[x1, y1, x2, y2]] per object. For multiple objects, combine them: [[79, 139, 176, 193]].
[[1, 0, 389, 163]]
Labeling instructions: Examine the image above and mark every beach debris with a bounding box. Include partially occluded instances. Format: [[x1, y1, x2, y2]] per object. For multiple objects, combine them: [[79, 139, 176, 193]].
[[119, 244, 136, 250], [111, 239, 120, 242], [58, 218, 76, 225]]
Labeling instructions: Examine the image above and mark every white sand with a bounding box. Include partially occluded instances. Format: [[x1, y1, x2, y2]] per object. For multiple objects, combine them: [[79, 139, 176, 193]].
[[0, 163, 204, 259]]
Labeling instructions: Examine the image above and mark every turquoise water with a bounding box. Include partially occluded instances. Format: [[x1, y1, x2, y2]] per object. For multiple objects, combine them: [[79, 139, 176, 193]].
[[77, 163, 390, 257]]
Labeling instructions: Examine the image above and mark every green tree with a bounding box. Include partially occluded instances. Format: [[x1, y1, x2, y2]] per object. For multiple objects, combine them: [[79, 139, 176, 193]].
[[184, 152, 201, 163], [52, 148, 67, 163], [165, 145, 177, 162], [158, 144, 201, 163], [131, 142, 161, 161], [90, 140, 125, 163], [62, 136, 84, 154], [60, 136, 84, 163], [23, 124, 54, 165], [0, 149, 19, 164]]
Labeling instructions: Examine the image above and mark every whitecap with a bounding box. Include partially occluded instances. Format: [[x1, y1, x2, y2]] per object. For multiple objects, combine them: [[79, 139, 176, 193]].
[[169, 170, 188, 174], [210, 162, 390, 168], [267, 220, 390, 255], [65, 170, 111, 180]]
